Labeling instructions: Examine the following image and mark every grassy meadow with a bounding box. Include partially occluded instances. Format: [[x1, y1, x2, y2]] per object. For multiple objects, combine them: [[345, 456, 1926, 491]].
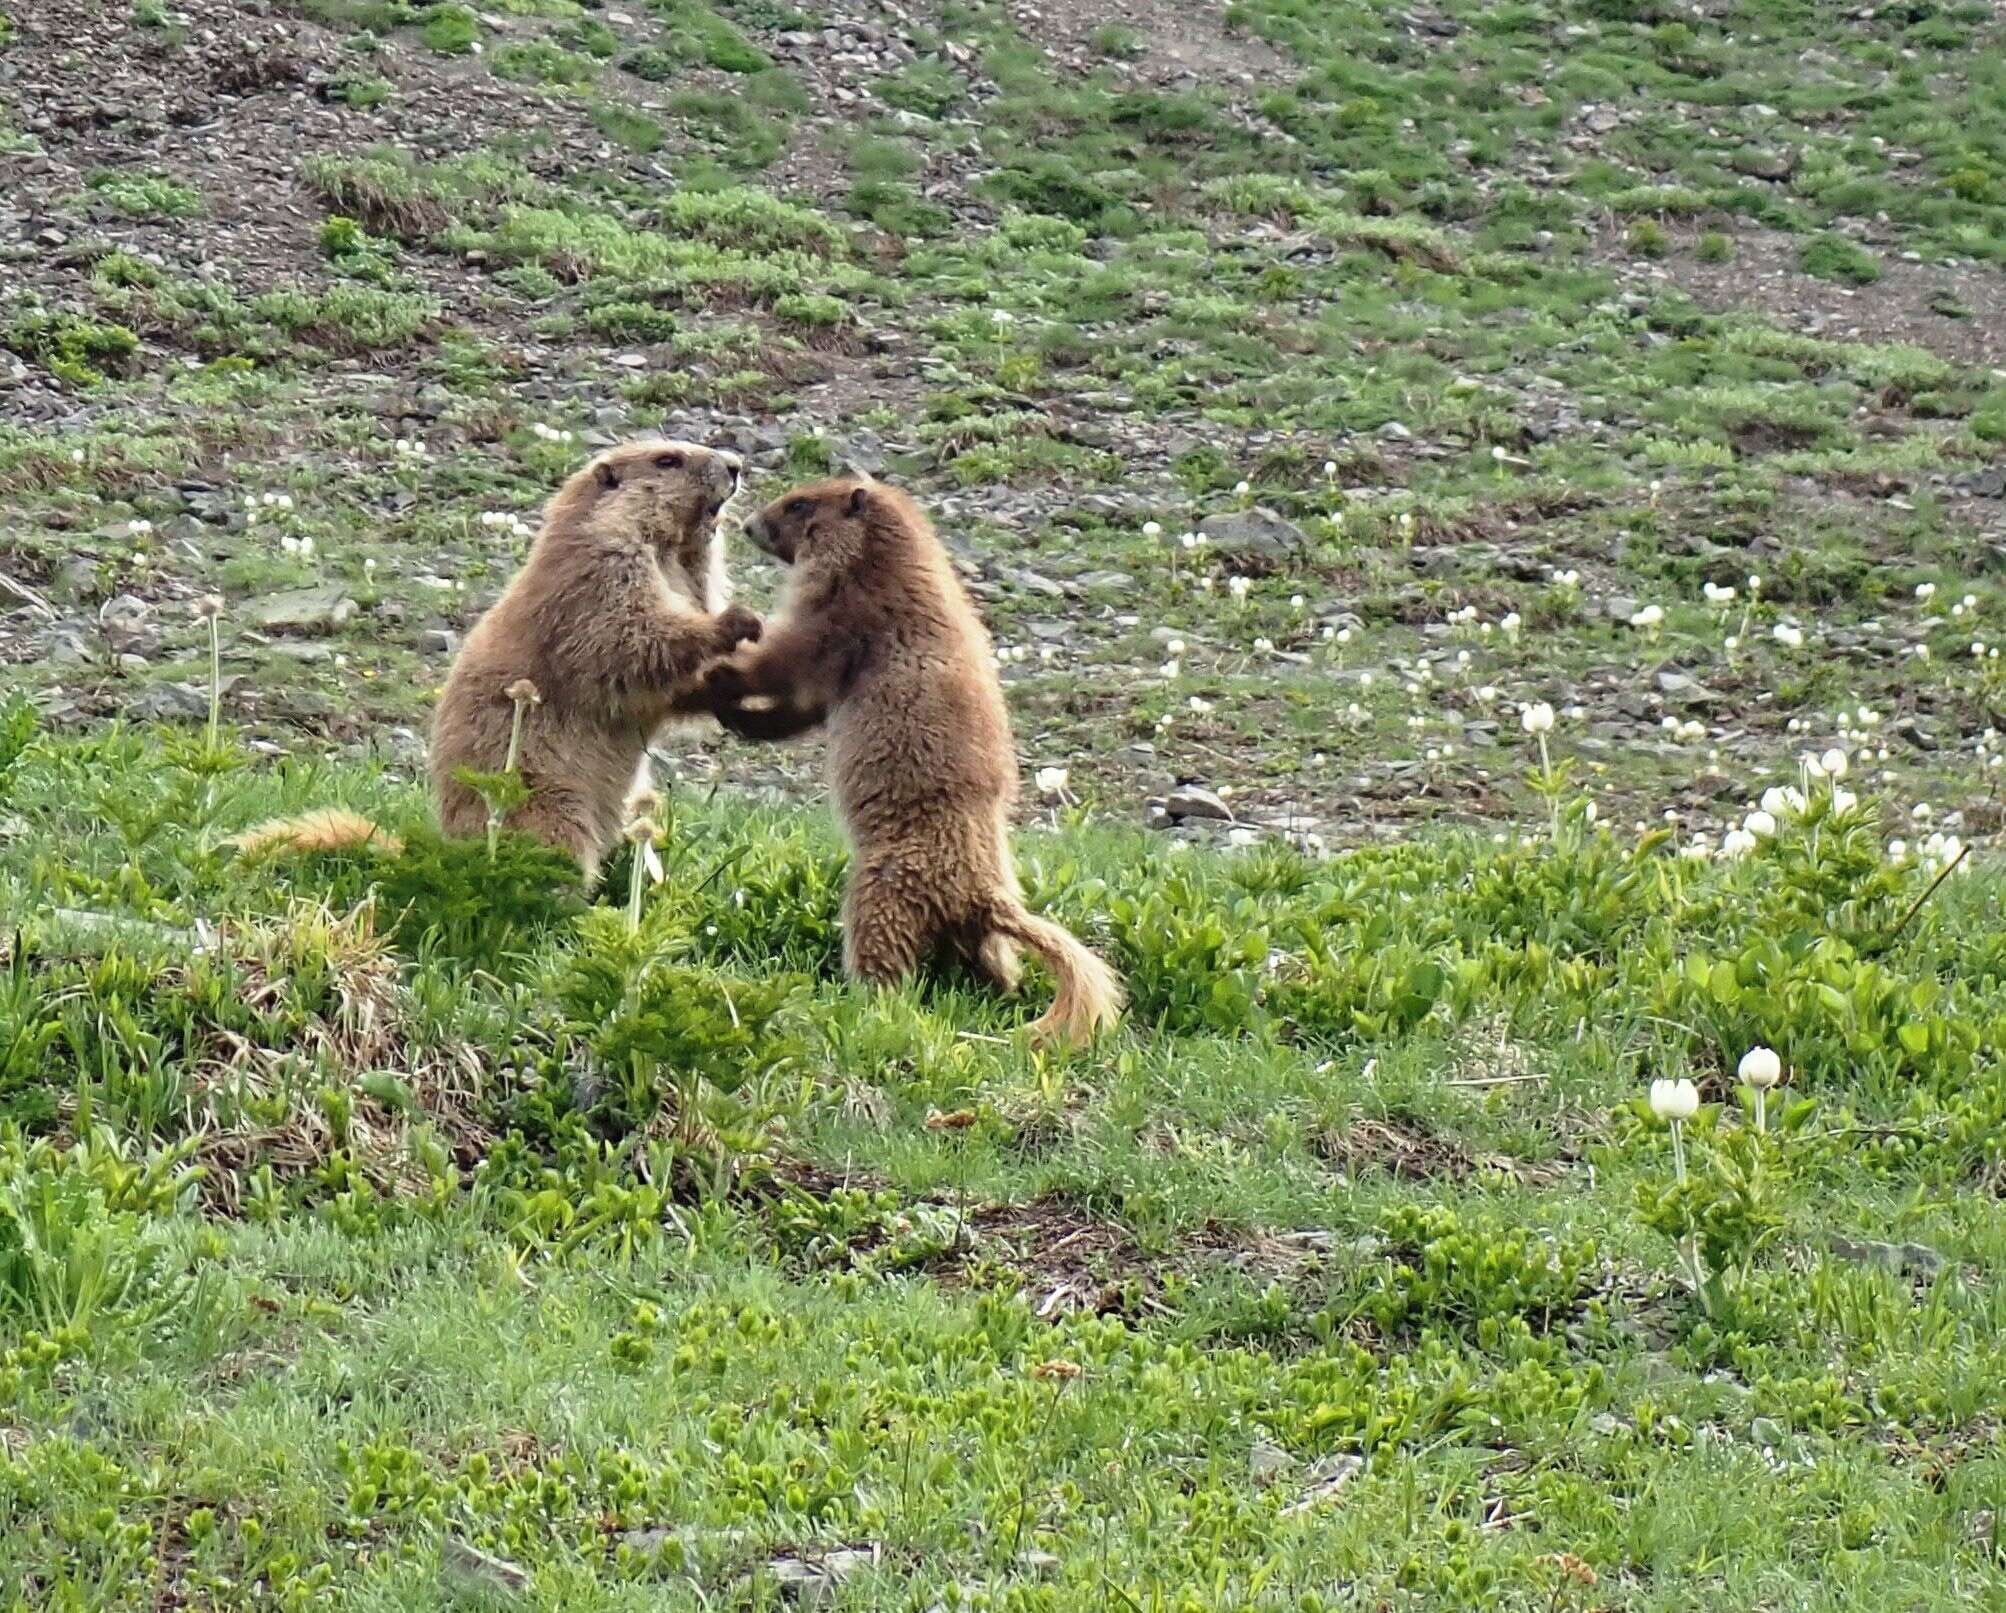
[[4, 0, 2006, 1607]]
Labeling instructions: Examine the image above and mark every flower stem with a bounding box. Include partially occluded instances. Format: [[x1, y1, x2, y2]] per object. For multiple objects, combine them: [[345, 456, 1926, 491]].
[[205, 615, 221, 753], [627, 844, 646, 934], [1754, 1089, 1767, 1135], [1670, 1119, 1686, 1184]]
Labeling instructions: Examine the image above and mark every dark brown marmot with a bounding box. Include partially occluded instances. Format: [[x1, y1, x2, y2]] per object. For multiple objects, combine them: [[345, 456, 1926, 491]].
[[237, 439, 757, 882], [700, 477, 1122, 1047]]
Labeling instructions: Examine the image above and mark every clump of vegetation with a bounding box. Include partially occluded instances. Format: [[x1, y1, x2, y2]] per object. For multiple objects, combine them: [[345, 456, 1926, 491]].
[[1800, 232, 1882, 285], [83, 169, 202, 219]]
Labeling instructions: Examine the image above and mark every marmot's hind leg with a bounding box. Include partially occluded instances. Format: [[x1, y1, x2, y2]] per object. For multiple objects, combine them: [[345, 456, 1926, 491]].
[[963, 925, 1022, 993], [506, 796, 605, 886], [842, 866, 939, 985]]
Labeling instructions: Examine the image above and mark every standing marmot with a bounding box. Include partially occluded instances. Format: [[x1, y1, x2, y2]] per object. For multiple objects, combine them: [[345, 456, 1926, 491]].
[[429, 438, 759, 880], [235, 438, 757, 881], [700, 477, 1122, 1047]]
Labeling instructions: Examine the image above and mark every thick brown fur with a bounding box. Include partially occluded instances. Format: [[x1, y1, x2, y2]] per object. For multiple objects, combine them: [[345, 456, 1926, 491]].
[[701, 478, 1122, 1047], [238, 439, 756, 880], [429, 438, 758, 882]]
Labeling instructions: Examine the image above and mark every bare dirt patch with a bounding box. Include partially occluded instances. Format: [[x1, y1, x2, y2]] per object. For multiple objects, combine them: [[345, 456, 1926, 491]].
[[1607, 225, 2006, 368], [1004, 0, 1295, 96]]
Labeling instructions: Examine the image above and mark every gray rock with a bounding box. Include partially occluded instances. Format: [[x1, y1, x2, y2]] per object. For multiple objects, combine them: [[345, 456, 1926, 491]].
[[1249, 1440, 1293, 1481], [1281, 1454, 1363, 1516], [1001, 566, 1066, 598], [419, 628, 459, 655], [47, 558, 99, 604], [1074, 570, 1135, 592], [130, 681, 211, 721], [440, 1538, 530, 1599], [768, 1548, 875, 1606], [1163, 785, 1233, 822], [100, 593, 154, 654], [1198, 507, 1309, 563], [1829, 1236, 1946, 1276], [1377, 421, 1413, 441], [49, 627, 90, 665], [1603, 595, 1639, 622], [1891, 716, 1937, 752], [251, 586, 357, 635]]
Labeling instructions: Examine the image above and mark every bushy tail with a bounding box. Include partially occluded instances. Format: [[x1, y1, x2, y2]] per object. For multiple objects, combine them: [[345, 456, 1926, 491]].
[[230, 808, 402, 858], [986, 899, 1123, 1049]]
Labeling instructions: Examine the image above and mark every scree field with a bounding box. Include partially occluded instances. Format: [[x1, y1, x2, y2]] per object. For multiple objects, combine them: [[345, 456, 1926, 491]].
[[5, 0, 2006, 1607]]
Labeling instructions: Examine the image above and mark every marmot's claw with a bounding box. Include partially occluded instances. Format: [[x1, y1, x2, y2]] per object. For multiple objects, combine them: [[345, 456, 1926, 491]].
[[719, 605, 763, 646], [702, 658, 750, 701]]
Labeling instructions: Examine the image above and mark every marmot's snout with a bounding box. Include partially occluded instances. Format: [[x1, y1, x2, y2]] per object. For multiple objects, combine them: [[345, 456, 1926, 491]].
[[702, 450, 742, 516]]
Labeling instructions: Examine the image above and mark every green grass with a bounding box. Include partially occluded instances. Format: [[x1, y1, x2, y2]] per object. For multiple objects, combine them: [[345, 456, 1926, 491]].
[[5, 715, 2006, 1607]]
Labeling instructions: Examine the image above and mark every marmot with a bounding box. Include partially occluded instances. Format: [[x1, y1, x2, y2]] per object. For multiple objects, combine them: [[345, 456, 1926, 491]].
[[700, 477, 1122, 1047], [237, 438, 758, 882]]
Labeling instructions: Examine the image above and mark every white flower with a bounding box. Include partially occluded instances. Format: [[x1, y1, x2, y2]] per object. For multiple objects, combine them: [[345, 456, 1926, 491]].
[[1234, 480, 1251, 495], [1188, 695, 1213, 715], [1253, 637, 1274, 654], [1142, 521, 1162, 539], [1820, 748, 1849, 779], [1629, 604, 1664, 629], [126, 518, 152, 537], [1738, 1047, 1781, 1089], [1916, 582, 1937, 601], [1743, 809, 1778, 838], [1772, 623, 1804, 649], [363, 557, 377, 575], [1552, 569, 1580, 588], [1476, 685, 1498, 704], [1702, 581, 1736, 605], [1748, 574, 1762, 593], [1965, 594, 1979, 609], [1228, 576, 1251, 602], [70, 448, 85, 464], [1831, 787, 1858, 815], [1290, 594, 1306, 610], [1322, 460, 1337, 478], [990, 308, 1015, 325], [1500, 611, 1521, 638], [1722, 828, 1758, 858], [1888, 838, 1908, 861], [1520, 702, 1555, 734], [1159, 660, 1182, 678], [1034, 766, 1069, 799], [1165, 638, 1186, 656], [1649, 1078, 1700, 1121]]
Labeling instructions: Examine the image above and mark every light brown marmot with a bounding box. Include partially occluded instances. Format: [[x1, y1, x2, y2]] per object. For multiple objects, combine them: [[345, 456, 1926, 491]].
[[235, 438, 757, 881], [429, 437, 759, 880], [700, 477, 1122, 1047]]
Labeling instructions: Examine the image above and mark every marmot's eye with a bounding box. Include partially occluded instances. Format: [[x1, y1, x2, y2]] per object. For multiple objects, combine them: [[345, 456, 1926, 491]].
[[786, 498, 810, 517], [654, 452, 685, 470]]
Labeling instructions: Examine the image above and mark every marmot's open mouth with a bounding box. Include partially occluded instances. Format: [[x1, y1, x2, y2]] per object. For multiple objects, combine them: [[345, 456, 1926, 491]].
[[706, 497, 728, 518]]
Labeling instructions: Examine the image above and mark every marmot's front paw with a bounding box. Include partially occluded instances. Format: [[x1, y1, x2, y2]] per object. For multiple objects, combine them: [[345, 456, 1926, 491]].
[[700, 656, 750, 702], [717, 605, 763, 646]]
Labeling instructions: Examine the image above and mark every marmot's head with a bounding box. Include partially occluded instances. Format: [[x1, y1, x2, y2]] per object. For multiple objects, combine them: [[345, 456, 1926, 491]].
[[742, 477, 920, 571], [580, 437, 744, 572]]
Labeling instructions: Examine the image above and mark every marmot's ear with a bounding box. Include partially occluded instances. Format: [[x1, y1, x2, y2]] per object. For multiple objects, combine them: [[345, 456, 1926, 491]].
[[595, 459, 621, 491], [846, 484, 869, 517]]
